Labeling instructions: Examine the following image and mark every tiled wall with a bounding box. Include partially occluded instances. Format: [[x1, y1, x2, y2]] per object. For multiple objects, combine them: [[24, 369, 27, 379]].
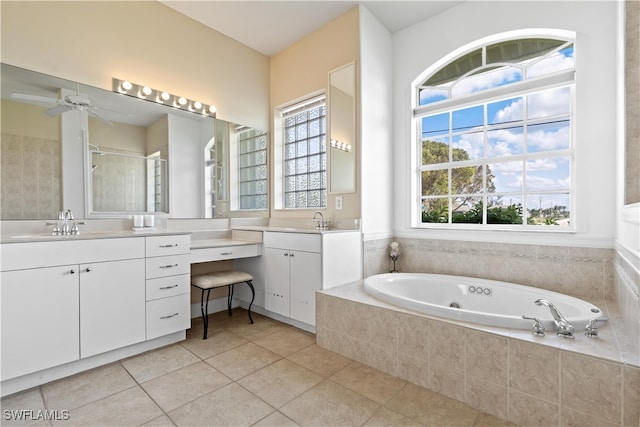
[[615, 247, 640, 367], [0, 133, 61, 220], [625, 0, 639, 205], [364, 238, 614, 300], [317, 290, 640, 426]]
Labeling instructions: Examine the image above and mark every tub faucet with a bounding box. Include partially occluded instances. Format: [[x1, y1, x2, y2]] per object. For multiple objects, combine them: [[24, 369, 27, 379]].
[[535, 299, 575, 339]]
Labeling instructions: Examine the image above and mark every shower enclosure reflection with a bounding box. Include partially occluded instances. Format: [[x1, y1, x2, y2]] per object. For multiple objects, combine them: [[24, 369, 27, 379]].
[[89, 151, 167, 214]]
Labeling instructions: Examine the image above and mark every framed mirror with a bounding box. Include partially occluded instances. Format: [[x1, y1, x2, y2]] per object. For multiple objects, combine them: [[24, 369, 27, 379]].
[[328, 62, 356, 194]]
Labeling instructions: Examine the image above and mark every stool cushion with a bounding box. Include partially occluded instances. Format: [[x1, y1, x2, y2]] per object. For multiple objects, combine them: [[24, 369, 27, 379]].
[[191, 270, 253, 290]]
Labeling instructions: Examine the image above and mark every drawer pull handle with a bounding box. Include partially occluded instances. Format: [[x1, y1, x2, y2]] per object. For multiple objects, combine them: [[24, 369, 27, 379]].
[[159, 284, 179, 290], [159, 244, 178, 248], [159, 264, 178, 269], [160, 312, 179, 320], [69, 269, 76, 275], [221, 252, 233, 256]]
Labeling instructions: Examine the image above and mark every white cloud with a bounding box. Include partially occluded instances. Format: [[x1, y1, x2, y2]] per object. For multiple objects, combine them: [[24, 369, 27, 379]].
[[487, 128, 523, 156], [527, 158, 559, 172], [494, 98, 523, 123], [527, 87, 570, 119], [526, 175, 557, 190], [527, 125, 570, 151], [452, 133, 483, 159], [526, 51, 574, 78], [451, 66, 521, 98]]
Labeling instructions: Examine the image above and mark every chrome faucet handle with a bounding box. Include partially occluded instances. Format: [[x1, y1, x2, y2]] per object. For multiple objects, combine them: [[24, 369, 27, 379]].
[[44, 222, 61, 235], [584, 319, 601, 338], [70, 222, 85, 235], [522, 315, 545, 337], [555, 324, 575, 339]]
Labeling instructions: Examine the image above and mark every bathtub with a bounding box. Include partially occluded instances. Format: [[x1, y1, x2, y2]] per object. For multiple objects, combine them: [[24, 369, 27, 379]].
[[363, 273, 606, 331]]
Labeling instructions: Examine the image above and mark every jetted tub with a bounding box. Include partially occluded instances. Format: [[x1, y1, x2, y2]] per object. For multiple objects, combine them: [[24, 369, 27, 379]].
[[363, 273, 606, 330]]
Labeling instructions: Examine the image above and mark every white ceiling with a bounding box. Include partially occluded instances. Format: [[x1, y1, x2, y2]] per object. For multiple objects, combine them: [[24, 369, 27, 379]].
[[160, 1, 462, 56]]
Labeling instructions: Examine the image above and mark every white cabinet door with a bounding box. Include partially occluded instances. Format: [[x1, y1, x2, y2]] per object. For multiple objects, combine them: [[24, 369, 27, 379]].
[[1, 266, 80, 381], [80, 258, 146, 358], [264, 247, 290, 317], [289, 250, 321, 325]]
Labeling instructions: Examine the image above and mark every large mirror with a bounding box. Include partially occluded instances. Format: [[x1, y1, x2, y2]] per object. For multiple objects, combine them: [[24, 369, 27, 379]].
[[328, 62, 356, 194], [0, 63, 265, 220]]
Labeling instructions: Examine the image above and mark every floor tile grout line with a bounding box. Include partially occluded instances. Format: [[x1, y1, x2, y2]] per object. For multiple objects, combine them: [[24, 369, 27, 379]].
[[6, 310, 513, 427], [135, 382, 176, 427]]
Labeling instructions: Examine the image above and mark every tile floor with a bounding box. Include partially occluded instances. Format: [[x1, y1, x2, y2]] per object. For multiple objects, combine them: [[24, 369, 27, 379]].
[[1, 309, 517, 426]]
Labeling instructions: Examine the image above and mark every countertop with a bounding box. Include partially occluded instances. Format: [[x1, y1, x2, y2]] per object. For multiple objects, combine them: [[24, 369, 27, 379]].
[[1, 230, 191, 244], [231, 225, 359, 234]]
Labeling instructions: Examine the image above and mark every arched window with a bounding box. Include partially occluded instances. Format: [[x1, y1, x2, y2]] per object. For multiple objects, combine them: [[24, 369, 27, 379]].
[[413, 32, 575, 229]]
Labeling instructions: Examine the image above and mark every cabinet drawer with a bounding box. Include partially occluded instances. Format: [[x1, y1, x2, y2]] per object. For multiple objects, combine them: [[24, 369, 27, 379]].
[[1, 238, 145, 271], [146, 254, 190, 279], [190, 244, 260, 264], [146, 235, 190, 257], [146, 294, 191, 340], [263, 232, 321, 253], [146, 274, 190, 301]]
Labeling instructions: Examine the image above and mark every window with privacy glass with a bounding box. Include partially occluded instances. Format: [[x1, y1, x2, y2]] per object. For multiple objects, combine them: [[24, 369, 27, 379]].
[[415, 36, 575, 229], [238, 127, 268, 210], [282, 96, 327, 209]]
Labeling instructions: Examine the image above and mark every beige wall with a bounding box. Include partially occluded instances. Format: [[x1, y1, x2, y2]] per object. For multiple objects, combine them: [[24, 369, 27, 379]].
[[0, 1, 270, 131], [269, 6, 360, 221], [88, 119, 146, 155]]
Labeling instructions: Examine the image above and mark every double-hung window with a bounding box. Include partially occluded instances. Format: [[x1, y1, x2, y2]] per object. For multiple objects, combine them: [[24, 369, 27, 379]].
[[414, 34, 575, 229], [280, 95, 327, 209]]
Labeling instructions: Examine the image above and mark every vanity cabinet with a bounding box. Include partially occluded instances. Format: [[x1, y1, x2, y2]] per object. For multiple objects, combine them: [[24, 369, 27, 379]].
[[0, 233, 190, 383], [1, 265, 80, 380], [145, 235, 191, 340], [263, 231, 361, 326], [80, 258, 146, 358]]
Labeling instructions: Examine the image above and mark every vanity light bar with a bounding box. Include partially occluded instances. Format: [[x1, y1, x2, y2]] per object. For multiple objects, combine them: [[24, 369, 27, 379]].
[[112, 78, 216, 118], [330, 138, 351, 152]]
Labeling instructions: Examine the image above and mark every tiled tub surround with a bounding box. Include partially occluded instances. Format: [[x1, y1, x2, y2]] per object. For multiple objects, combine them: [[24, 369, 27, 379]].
[[316, 283, 640, 427], [364, 238, 614, 301], [364, 237, 639, 365]]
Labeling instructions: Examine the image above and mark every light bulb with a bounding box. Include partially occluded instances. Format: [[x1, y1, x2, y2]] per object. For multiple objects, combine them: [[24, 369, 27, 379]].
[[178, 97, 187, 106], [120, 81, 132, 93], [142, 86, 152, 96], [193, 101, 202, 110]]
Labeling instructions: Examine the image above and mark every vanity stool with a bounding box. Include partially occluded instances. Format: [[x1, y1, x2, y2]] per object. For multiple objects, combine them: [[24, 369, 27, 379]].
[[191, 270, 255, 339]]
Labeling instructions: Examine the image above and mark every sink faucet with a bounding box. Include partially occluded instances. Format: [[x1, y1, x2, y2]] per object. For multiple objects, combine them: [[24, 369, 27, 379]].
[[60, 209, 74, 235], [535, 299, 575, 338], [312, 211, 325, 230]]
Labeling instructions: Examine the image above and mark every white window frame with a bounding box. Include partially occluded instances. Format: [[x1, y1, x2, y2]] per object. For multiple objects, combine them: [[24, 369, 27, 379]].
[[411, 30, 577, 231]]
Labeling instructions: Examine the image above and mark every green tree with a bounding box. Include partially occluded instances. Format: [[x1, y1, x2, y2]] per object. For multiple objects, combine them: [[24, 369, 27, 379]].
[[421, 140, 495, 222]]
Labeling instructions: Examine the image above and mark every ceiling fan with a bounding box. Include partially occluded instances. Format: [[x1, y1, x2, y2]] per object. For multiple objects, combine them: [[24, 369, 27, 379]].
[[10, 89, 114, 125]]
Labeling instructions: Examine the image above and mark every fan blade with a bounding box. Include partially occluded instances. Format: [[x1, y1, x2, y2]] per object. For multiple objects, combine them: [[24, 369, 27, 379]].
[[11, 92, 58, 104], [43, 104, 72, 117], [88, 107, 113, 126], [92, 105, 133, 118]]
